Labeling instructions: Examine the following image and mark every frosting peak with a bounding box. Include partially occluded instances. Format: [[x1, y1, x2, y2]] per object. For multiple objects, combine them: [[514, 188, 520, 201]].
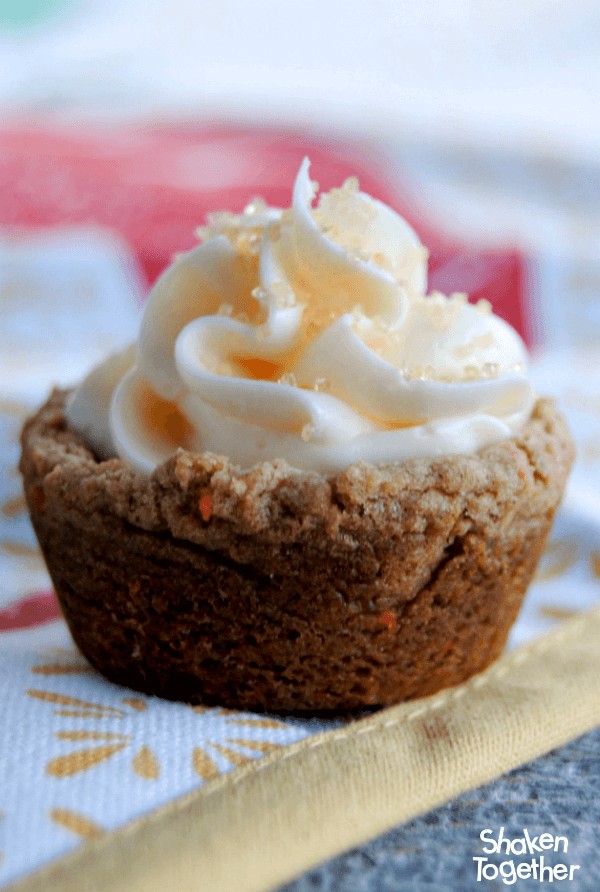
[[66, 159, 534, 475]]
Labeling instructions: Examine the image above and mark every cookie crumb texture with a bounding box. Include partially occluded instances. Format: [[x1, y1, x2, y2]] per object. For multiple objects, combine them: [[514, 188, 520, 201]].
[[21, 392, 574, 711]]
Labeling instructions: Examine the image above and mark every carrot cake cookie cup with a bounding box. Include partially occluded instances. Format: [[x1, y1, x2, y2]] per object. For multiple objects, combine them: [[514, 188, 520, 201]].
[[21, 160, 573, 711]]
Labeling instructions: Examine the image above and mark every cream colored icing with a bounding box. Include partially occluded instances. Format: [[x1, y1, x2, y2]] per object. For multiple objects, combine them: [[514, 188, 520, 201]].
[[66, 158, 534, 475]]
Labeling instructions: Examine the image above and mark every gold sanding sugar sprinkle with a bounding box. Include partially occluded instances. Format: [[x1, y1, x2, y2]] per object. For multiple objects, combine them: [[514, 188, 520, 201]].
[[474, 333, 496, 350], [198, 210, 237, 232], [235, 231, 262, 256], [317, 176, 361, 204], [302, 305, 338, 341], [312, 178, 378, 258], [278, 372, 297, 387], [418, 293, 465, 331], [453, 333, 496, 359], [313, 377, 331, 392], [301, 422, 316, 442], [403, 365, 434, 381], [251, 286, 268, 303], [243, 197, 268, 216], [269, 281, 296, 309], [427, 291, 468, 308], [462, 364, 483, 381], [443, 362, 499, 382], [482, 362, 500, 376], [268, 222, 282, 242], [370, 251, 394, 274], [197, 209, 266, 255], [342, 175, 359, 193], [247, 291, 280, 325], [214, 361, 234, 376]]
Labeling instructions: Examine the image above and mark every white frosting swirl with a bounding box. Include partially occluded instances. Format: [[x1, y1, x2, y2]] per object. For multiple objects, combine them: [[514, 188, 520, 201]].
[[66, 159, 534, 475]]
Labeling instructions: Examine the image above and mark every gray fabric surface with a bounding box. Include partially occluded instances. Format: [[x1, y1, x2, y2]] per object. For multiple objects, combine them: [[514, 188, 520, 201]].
[[280, 726, 600, 891]]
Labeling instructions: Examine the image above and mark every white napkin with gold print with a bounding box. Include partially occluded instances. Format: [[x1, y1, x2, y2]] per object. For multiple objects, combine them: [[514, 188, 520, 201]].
[[1, 227, 599, 891]]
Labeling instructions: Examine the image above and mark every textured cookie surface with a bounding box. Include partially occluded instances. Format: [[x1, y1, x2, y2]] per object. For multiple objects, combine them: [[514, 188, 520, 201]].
[[20, 392, 574, 711]]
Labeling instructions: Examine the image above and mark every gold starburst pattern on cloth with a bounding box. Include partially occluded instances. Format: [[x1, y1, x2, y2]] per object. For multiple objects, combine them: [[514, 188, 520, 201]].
[[27, 669, 290, 783], [534, 538, 579, 582], [48, 809, 104, 839]]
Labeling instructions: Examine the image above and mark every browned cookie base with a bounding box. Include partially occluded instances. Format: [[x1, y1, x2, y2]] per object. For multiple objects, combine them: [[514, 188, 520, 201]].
[[21, 392, 574, 711]]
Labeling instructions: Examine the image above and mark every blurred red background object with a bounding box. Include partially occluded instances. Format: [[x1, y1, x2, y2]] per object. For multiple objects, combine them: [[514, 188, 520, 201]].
[[0, 590, 61, 631], [0, 124, 529, 341]]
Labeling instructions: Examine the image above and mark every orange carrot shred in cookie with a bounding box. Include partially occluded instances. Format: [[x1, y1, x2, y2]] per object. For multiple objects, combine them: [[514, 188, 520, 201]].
[[380, 610, 397, 632], [198, 494, 213, 522]]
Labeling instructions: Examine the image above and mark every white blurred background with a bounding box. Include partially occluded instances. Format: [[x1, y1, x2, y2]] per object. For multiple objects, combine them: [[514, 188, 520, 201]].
[[1, 0, 598, 158], [1, 0, 599, 349]]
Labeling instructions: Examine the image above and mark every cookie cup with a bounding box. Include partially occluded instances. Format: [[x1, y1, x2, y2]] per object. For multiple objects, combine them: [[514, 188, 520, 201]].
[[20, 391, 574, 712]]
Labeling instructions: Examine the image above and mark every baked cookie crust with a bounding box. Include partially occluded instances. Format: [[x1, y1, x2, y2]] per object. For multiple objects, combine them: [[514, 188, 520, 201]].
[[21, 391, 574, 711]]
